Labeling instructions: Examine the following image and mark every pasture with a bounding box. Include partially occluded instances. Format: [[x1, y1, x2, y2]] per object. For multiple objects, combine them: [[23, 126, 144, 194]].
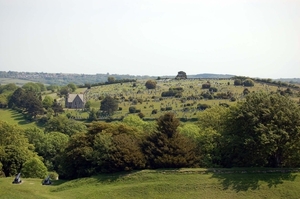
[[1, 168, 300, 199], [0, 109, 37, 129], [63, 78, 287, 120]]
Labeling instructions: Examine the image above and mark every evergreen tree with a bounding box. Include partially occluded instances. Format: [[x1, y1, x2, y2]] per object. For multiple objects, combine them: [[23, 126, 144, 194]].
[[142, 112, 198, 168]]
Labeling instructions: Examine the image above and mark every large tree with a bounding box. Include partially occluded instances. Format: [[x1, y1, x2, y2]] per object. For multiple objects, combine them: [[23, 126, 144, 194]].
[[221, 92, 300, 167], [100, 96, 118, 115], [0, 121, 36, 176], [142, 112, 198, 168]]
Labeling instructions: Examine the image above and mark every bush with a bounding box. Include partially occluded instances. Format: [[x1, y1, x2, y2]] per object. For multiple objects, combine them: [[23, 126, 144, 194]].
[[48, 171, 59, 180], [243, 79, 254, 87], [202, 83, 211, 89], [21, 157, 48, 179], [152, 109, 157, 114], [209, 87, 218, 92], [197, 103, 211, 110], [145, 80, 157, 89], [234, 79, 242, 85], [129, 106, 136, 113]]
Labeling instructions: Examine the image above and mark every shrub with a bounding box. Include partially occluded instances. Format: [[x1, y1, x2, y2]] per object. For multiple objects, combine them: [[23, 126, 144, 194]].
[[209, 87, 218, 92], [21, 158, 48, 179], [202, 83, 211, 89], [129, 106, 136, 113], [197, 103, 211, 110], [145, 80, 157, 89], [152, 109, 157, 114], [243, 79, 254, 87]]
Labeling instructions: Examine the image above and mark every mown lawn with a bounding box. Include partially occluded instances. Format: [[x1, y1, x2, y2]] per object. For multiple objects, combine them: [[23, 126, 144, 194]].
[[0, 109, 37, 129], [1, 168, 300, 199]]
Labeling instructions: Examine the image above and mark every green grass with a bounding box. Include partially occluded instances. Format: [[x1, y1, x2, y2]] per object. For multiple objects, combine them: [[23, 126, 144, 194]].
[[1, 168, 300, 199], [0, 109, 38, 129]]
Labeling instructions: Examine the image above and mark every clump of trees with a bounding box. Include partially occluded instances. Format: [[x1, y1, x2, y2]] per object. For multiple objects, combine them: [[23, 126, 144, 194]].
[[145, 80, 157, 89]]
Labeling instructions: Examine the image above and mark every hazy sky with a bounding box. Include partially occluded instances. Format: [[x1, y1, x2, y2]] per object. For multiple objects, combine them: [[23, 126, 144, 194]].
[[0, 0, 299, 78]]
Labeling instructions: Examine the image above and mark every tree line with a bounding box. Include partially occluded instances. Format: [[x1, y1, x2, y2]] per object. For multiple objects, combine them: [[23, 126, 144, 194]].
[[1, 91, 300, 179]]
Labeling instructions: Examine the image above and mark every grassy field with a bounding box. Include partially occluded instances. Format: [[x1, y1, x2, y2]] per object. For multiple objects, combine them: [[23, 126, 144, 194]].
[[0, 109, 37, 129], [41, 78, 299, 121], [1, 168, 300, 199], [0, 78, 34, 86]]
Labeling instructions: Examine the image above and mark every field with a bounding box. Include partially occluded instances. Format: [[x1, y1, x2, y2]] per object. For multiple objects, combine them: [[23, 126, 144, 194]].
[[61, 78, 296, 120], [0, 78, 34, 86], [1, 168, 300, 199], [0, 109, 37, 129]]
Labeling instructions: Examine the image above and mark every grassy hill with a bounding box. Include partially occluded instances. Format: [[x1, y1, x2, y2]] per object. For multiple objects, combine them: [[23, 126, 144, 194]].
[[1, 168, 300, 199], [0, 109, 38, 129]]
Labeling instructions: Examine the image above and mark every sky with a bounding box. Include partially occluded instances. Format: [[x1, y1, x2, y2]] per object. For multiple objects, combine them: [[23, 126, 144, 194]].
[[0, 0, 299, 78]]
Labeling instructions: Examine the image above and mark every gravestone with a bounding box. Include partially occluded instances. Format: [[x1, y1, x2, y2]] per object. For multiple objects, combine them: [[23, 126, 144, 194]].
[[12, 173, 22, 184]]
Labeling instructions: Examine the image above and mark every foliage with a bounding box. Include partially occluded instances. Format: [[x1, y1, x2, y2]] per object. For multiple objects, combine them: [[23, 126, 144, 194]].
[[21, 157, 48, 178], [100, 96, 118, 115], [142, 112, 198, 168], [59, 132, 94, 179], [0, 121, 36, 176], [107, 76, 115, 83], [42, 96, 54, 109], [243, 79, 254, 87], [22, 82, 42, 92], [234, 79, 242, 85], [145, 80, 157, 89], [129, 106, 136, 113], [44, 115, 87, 136], [202, 83, 211, 89], [67, 83, 77, 92], [221, 92, 300, 167]]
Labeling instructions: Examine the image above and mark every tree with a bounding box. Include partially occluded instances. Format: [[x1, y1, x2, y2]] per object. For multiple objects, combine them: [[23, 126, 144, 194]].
[[107, 76, 115, 83], [59, 132, 94, 179], [85, 101, 92, 111], [22, 82, 41, 92], [8, 88, 25, 108], [23, 91, 44, 118], [145, 80, 157, 89], [234, 79, 242, 86], [59, 86, 70, 97], [0, 121, 36, 176], [42, 96, 54, 109], [221, 92, 300, 167], [90, 122, 146, 173], [243, 79, 254, 87], [44, 115, 87, 136], [51, 100, 64, 116], [67, 83, 77, 92], [100, 96, 118, 115], [21, 157, 48, 178], [142, 112, 198, 168]]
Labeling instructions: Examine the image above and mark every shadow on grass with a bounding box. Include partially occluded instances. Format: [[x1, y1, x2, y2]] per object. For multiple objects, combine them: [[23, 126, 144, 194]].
[[210, 169, 298, 192], [50, 170, 141, 192]]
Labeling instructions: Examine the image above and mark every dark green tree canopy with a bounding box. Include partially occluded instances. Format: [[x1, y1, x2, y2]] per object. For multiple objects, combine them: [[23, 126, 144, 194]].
[[145, 80, 157, 89], [221, 92, 300, 167], [142, 112, 198, 168], [243, 79, 255, 87], [100, 96, 118, 115]]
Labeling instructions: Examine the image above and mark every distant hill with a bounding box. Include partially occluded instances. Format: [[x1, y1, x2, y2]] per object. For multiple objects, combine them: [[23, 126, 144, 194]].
[[188, 73, 234, 79], [1, 71, 298, 86]]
